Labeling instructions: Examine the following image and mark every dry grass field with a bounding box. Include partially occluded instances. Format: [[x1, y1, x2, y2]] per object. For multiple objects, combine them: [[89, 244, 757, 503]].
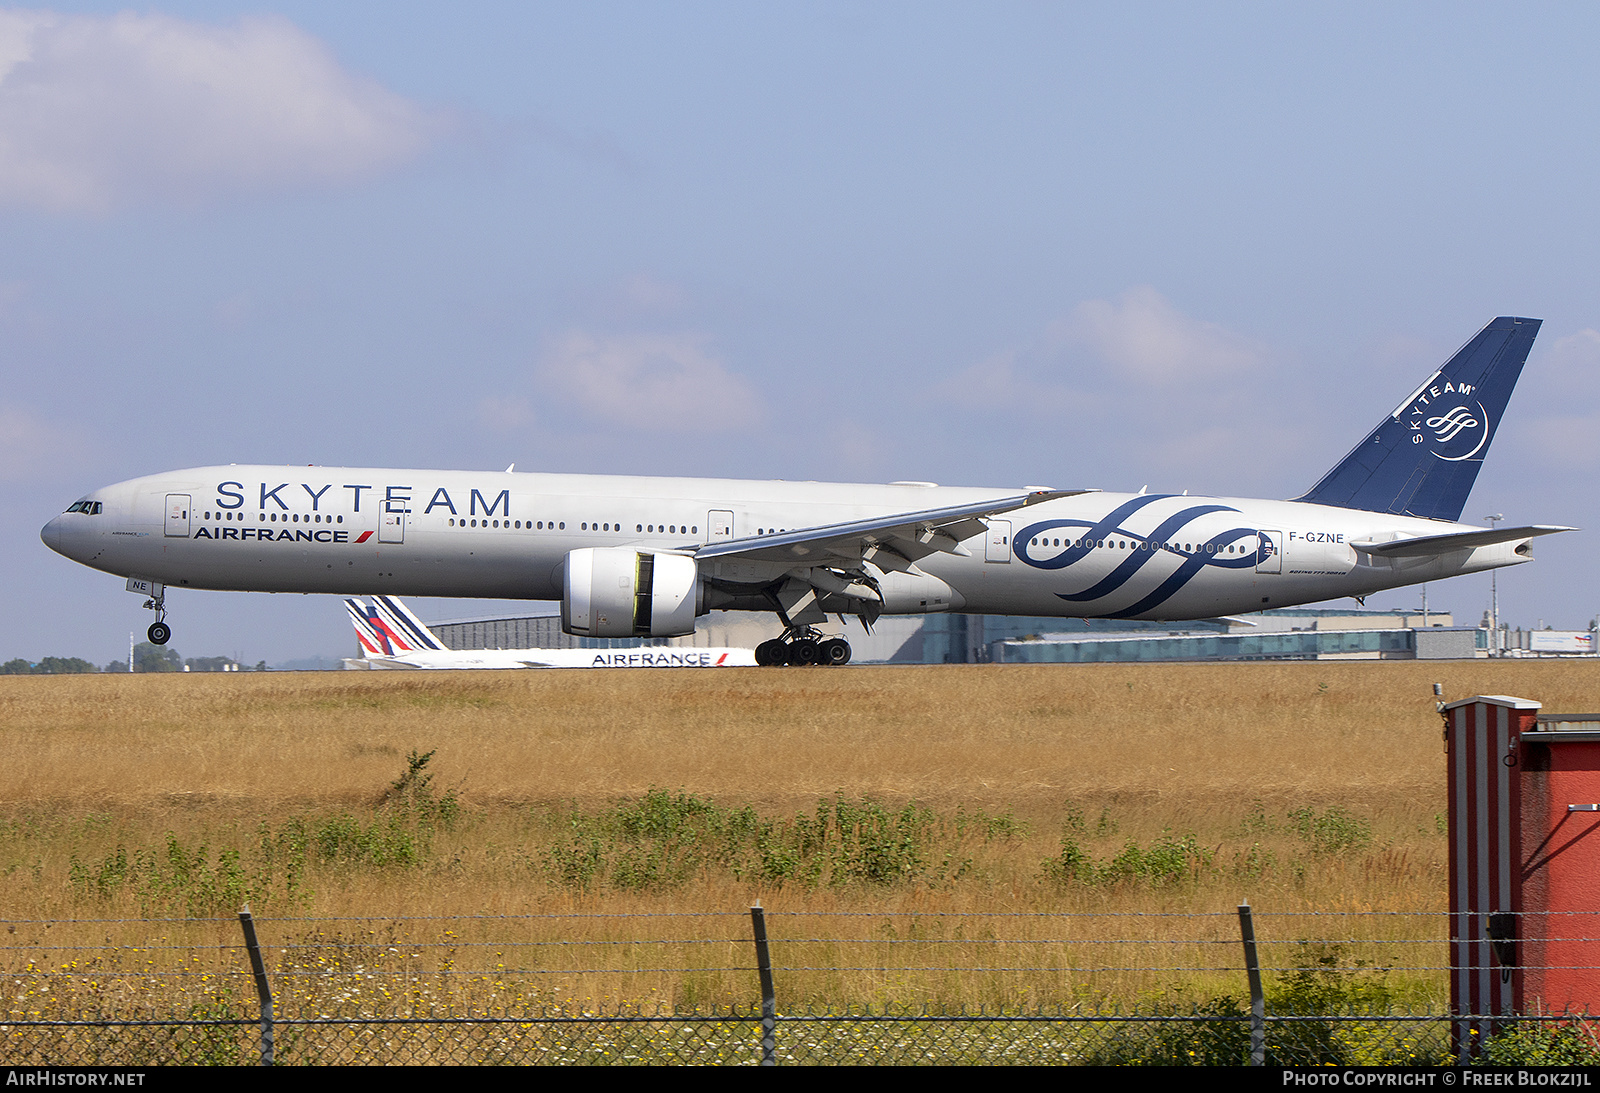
[[1, 659, 1595, 1017]]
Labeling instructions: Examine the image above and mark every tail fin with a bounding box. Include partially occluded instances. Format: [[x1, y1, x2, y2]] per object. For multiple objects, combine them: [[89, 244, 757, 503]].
[[371, 595, 445, 651], [1295, 316, 1540, 522], [346, 598, 397, 656]]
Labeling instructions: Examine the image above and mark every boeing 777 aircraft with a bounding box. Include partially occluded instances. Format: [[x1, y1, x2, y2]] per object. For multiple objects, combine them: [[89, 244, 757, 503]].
[[42, 317, 1572, 666]]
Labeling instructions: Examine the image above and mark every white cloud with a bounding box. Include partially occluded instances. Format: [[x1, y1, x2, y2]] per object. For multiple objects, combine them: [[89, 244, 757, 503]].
[[0, 9, 442, 211], [615, 273, 688, 315], [478, 394, 534, 431], [1518, 328, 1600, 468], [931, 349, 1094, 416], [0, 403, 81, 479], [1049, 285, 1268, 384], [928, 288, 1302, 495], [1542, 328, 1600, 388], [536, 330, 764, 431], [935, 288, 1270, 419]]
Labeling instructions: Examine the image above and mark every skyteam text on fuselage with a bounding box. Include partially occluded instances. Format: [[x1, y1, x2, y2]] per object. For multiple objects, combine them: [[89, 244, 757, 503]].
[[41, 317, 1573, 666]]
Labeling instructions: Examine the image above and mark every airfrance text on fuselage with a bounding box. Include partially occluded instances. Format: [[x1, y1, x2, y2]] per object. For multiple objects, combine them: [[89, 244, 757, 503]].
[[196, 527, 355, 542], [590, 652, 728, 667]]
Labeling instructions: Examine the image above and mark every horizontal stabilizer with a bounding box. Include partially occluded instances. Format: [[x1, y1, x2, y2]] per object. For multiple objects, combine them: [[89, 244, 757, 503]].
[[1351, 524, 1575, 558]]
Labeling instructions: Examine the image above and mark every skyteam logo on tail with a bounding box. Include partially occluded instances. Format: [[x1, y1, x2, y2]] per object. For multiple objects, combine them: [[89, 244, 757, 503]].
[[1400, 377, 1488, 462]]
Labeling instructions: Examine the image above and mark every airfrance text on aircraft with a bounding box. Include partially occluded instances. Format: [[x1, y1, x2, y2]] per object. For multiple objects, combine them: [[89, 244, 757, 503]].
[[342, 594, 756, 670], [41, 317, 1573, 668]]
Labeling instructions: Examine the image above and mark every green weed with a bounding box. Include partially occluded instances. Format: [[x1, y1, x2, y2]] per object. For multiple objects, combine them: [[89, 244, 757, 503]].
[[1288, 806, 1372, 854], [1479, 1020, 1600, 1065], [1043, 828, 1210, 887]]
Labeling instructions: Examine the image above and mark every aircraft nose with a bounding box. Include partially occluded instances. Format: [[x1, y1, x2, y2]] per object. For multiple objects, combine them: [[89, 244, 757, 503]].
[[41, 515, 62, 554]]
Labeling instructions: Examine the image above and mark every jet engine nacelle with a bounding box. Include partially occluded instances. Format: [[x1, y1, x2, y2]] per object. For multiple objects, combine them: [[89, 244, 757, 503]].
[[561, 547, 702, 638]]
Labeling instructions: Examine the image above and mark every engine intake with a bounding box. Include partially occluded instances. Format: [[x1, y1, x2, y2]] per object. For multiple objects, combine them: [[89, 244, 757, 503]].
[[561, 547, 701, 638]]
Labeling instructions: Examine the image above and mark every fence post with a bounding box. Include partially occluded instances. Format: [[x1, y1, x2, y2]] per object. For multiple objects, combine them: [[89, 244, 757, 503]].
[[751, 903, 777, 1066], [1238, 902, 1265, 1067], [238, 905, 275, 1066]]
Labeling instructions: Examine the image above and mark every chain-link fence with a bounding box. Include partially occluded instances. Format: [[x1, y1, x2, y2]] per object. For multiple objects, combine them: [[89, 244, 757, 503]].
[[2, 906, 1594, 1065], [2, 1009, 1540, 1066]]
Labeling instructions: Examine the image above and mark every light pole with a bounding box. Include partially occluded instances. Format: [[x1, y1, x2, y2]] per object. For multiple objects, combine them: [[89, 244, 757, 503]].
[[1486, 513, 1503, 655]]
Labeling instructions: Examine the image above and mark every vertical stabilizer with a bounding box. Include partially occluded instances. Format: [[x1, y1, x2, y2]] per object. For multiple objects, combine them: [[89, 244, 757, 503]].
[[346, 598, 396, 656], [372, 595, 446, 651], [1295, 317, 1540, 522]]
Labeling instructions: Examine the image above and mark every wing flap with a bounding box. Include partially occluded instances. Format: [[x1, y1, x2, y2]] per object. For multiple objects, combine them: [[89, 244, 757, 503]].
[[693, 489, 1090, 567]]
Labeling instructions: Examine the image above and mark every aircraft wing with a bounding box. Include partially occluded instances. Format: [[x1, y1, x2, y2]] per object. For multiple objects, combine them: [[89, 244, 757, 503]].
[[1351, 524, 1575, 558], [692, 489, 1091, 568]]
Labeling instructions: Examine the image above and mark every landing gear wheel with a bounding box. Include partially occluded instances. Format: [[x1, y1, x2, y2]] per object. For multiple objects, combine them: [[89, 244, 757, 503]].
[[140, 588, 170, 647], [759, 624, 853, 667], [791, 639, 821, 666]]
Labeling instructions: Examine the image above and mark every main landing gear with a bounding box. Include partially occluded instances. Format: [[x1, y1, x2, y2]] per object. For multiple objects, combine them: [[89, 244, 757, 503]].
[[144, 590, 171, 646], [755, 625, 852, 667]]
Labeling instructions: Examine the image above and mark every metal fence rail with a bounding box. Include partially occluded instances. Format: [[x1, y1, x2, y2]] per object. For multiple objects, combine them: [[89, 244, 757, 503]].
[[6, 1008, 1589, 1066], [2, 905, 1596, 1065]]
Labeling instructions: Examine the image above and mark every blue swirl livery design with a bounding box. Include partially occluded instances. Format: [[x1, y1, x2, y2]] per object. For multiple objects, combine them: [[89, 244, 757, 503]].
[[1017, 495, 1264, 618], [1423, 403, 1486, 460]]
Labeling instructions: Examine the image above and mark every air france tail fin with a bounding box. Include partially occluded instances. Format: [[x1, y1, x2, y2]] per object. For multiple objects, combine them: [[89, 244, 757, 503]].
[[346, 598, 398, 656], [1295, 316, 1540, 522], [371, 595, 445, 651]]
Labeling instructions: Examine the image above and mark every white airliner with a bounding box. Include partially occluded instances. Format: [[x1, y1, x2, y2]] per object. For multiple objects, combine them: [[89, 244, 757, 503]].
[[345, 594, 756, 669], [42, 317, 1572, 666]]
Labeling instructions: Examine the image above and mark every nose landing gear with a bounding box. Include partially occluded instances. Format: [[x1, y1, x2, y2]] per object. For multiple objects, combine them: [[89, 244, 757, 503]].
[[143, 591, 171, 646]]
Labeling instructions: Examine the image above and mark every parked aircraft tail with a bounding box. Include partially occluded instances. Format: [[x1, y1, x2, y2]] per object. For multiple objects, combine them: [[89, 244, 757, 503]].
[[346, 595, 443, 657], [1295, 316, 1540, 522], [346, 598, 400, 656], [370, 594, 447, 651]]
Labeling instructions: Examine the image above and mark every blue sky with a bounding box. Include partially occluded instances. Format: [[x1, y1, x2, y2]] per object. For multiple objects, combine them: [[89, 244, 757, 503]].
[[5, 3, 1597, 665]]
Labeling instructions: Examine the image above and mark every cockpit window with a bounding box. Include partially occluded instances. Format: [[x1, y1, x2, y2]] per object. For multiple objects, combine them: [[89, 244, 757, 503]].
[[64, 501, 102, 515]]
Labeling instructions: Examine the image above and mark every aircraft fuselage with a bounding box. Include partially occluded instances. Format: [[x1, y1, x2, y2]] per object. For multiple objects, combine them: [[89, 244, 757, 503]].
[[41, 465, 1527, 623]]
